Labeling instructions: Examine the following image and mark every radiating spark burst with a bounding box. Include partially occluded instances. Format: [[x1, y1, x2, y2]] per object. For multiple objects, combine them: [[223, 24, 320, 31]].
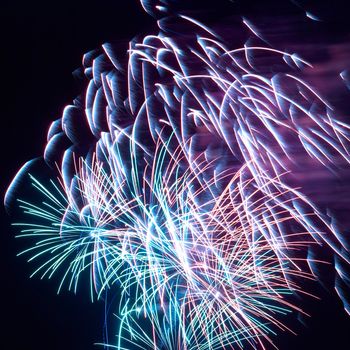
[[6, 1, 350, 349], [14, 135, 326, 349]]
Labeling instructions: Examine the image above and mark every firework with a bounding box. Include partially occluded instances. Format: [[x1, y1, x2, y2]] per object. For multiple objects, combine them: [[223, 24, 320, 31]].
[[6, 1, 350, 349], [14, 137, 320, 349]]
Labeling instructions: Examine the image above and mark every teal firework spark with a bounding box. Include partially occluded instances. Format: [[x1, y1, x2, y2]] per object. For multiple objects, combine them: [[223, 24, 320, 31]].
[[14, 134, 324, 349]]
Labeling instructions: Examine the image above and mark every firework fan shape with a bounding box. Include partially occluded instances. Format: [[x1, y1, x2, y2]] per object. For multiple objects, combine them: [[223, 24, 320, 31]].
[[6, 1, 350, 349]]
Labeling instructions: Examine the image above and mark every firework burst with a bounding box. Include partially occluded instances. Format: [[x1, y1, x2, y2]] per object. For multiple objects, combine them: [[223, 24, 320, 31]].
[[6, 1, 350, 349]]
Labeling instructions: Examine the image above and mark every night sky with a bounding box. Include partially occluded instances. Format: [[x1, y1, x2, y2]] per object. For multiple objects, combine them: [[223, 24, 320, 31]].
[[1, 1, 350, 349]]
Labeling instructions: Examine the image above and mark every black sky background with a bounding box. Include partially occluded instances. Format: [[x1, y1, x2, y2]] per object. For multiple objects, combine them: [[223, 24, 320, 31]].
[[1, 0, 350, 349]]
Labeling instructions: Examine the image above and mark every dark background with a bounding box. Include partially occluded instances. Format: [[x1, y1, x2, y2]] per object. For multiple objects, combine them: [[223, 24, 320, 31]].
[[1, 0, 350, 349]]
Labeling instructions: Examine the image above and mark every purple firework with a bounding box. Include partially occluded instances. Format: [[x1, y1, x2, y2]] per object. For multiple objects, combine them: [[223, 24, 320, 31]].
[[6, 1, 350, 349]]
